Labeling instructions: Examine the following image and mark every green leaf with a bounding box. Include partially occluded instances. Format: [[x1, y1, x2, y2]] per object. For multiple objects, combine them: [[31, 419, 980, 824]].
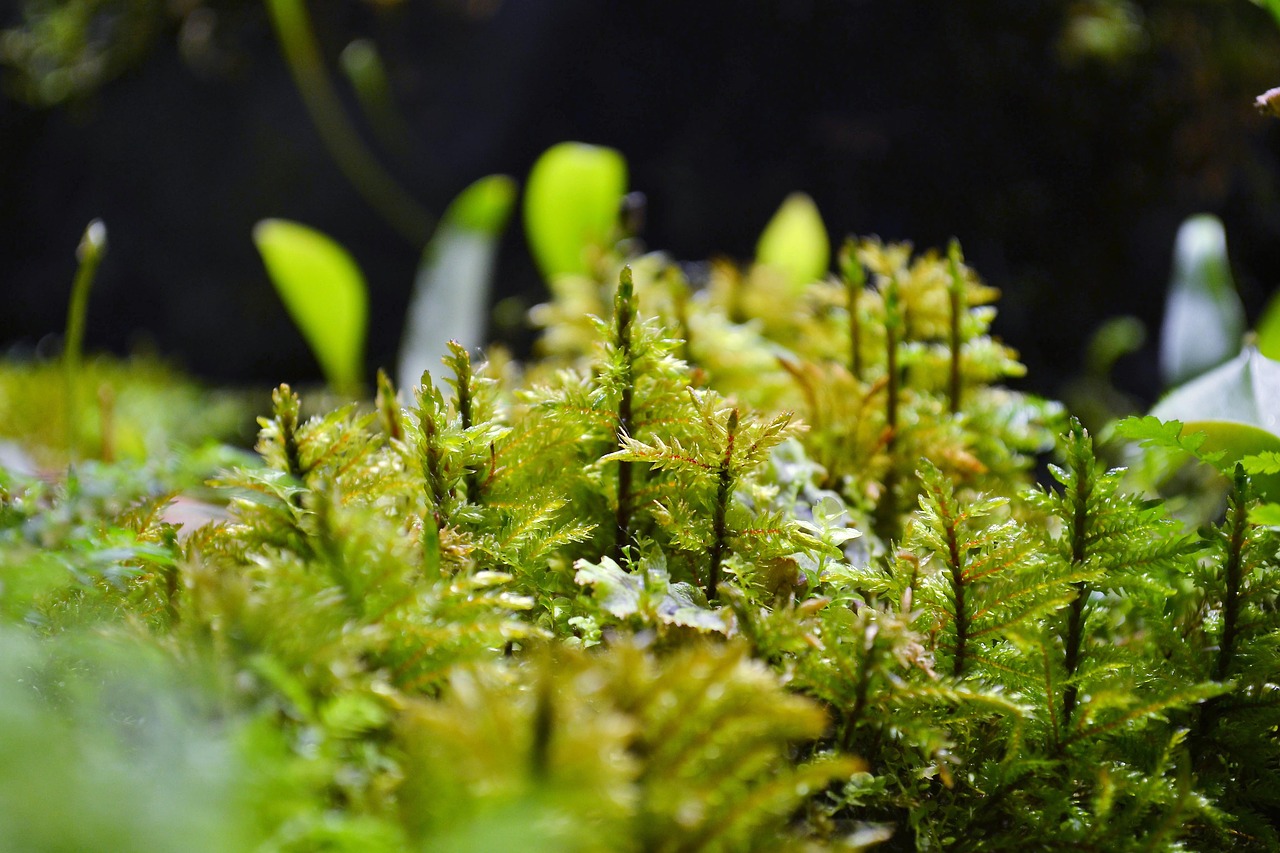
[[1254, 287, 1280, 361], [1248, 501, 1280, 527], [1241, 451, 1280, 476], [1147, 346, 1280, 497], [574, 556, 728, 633], [399, 175, 516, 391], [253, 219, 367, 395], [1158, 214, 1243, 387], [1256, 0, 1280, 30], [1150, 346, 1280, 438], [1113, 415, 1222, 466], [523, 142, 627, 281], [755, 193, 830, 286]]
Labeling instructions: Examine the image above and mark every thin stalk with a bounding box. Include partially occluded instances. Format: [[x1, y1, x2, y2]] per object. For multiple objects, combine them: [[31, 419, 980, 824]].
[[447, 341, 482, 503], [613, 267, 637, 564], [374, 368, 403, 442], [874, 274, 903, 542], [264, 0, 431, 245], [946, 239, 965, 416], [1061, 428, 1094, 732], [946, 515, 969, 678], [273, 385, 306, 484], [840, 237, 865, 381], [1196, 469, 1251, 756], [162, 527, 180, 626], [416, 381, 452, 532], [530, 664, 555, 780], [707, 408, 738, 602], [841, 620, 882, 750], [63, 220, 107, 462], [1213, 467, 1250, 683]]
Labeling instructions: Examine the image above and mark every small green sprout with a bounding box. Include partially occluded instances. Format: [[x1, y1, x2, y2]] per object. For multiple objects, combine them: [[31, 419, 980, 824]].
[[253, 218, 368, 397], [523, 141, 627, 281]]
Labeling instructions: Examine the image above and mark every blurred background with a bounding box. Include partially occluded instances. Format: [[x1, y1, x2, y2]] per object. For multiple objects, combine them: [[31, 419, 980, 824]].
[[2, 0, 1279, 401]]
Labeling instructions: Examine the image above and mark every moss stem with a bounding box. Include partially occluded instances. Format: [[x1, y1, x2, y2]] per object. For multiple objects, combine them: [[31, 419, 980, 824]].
[[63, 220, 106, 462]]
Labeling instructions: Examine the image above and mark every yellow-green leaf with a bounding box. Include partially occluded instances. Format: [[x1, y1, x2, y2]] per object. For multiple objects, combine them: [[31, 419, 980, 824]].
[[755, 192, 830, 286], [253, 219, 367, 396], [523, 142, 627, 280]]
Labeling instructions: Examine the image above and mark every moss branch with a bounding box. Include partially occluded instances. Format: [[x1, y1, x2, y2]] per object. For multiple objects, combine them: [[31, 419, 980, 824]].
[[447, 341, 482, 504], [1213, 467, 1250, 683], [614, 266, 637, 565], [874, 274, 903, 542], [946, 513, 970, 678], [840, 237, 865, 381], [946, 239, 965, 416], [707, 408, 739, 602], [1061, 425, 1095, 732]]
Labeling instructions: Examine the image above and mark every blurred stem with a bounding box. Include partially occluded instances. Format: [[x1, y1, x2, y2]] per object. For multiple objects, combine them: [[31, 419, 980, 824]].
[[265, 0, 432, 246], [707, 408, 738, 602], [613, 267, 637, 565], [874, 274, 903, 542], [840, 237, 864, 381], [63, 219, 106, 462], [947, 239, 966, 416]]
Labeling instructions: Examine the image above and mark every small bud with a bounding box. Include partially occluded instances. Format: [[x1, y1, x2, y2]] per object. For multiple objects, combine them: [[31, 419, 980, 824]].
[[77, 219, 107, 263], [1256, 87, 1280, 119]]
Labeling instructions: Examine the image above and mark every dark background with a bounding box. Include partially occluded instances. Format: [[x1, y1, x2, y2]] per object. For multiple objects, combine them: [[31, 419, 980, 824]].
[[3, 0, 1279, 400]]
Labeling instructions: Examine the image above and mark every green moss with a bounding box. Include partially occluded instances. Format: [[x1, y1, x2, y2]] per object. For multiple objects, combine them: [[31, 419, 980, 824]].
[[0, 226, 1275, 851]]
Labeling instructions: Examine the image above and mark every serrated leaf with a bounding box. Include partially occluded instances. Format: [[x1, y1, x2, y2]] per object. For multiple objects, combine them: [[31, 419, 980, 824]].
[[1113, 415, 1220, 464], [1241, 451, 1280, 476], [399, 175, 516, 391], [253, 219, 367, 395], [755, 193, 829, 286], [523, 142, 627, 281]]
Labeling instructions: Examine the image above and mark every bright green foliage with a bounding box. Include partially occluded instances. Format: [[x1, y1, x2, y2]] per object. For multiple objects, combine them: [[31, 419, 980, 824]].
[[6, 221, 1280, 850], [1142, 346, 1280, 500], [756, 192, 830, 287], [0, 355, 249, 469], [254, 218, 368, 396], [523, 141, 628, 281], [899, 460, 1068, 678], [398, 641, 861, 851]]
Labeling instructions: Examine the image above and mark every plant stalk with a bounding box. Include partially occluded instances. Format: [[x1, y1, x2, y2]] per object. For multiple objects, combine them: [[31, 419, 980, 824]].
[[1213, 467, 1249, 683], [1061, 426, 1094, 732], [947, 239, 965, 416], [614, 267, 637, 565], [707, 408, 738, 602], [63, 220, 106, 462], [841, 237, 865, 381], [946, 514, 969, 678], [264, 0, 431, 245], [874, 273, 903, 542]]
